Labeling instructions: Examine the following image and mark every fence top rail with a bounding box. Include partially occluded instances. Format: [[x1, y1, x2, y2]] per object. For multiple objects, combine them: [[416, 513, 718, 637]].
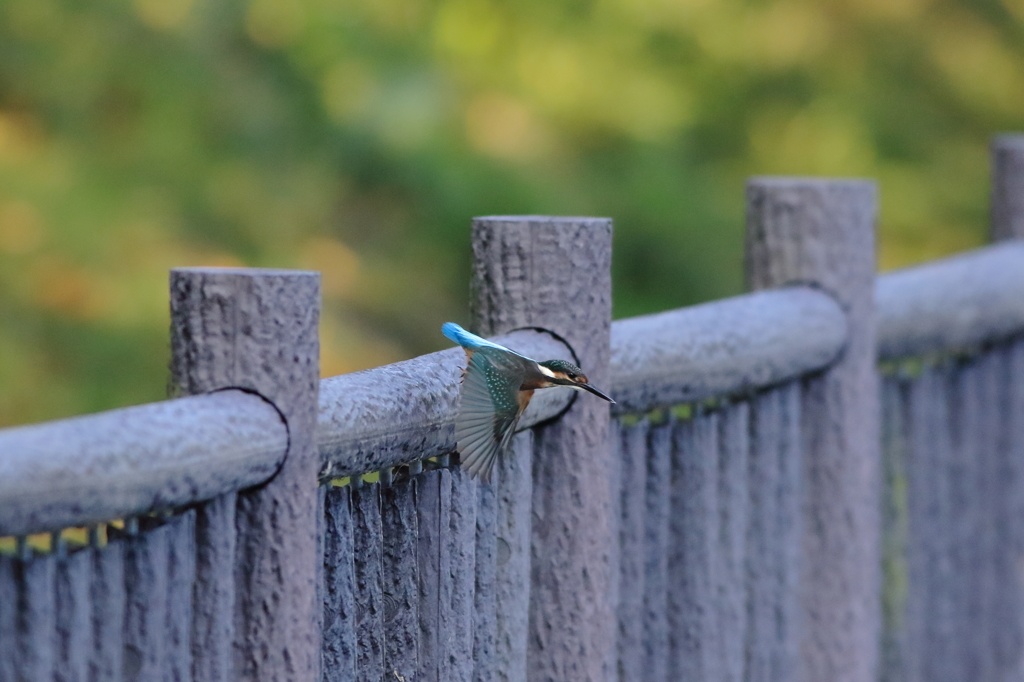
[[4, 241, 1022, 534], [0, 389, 287, 537], [876, 240, 1024, 360], [609, 285, 847, 413]]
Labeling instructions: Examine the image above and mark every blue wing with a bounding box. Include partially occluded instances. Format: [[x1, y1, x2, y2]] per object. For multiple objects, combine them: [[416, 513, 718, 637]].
[[442, 322, 531, 361], [450, 333, 536, 477]]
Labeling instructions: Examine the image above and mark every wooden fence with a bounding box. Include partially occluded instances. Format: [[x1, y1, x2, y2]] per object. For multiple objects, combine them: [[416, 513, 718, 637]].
[[1, 136, 1024, 682]]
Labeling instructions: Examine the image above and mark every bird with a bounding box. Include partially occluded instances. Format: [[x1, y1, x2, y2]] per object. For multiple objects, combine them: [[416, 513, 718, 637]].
[[442, 322, 614, 482]]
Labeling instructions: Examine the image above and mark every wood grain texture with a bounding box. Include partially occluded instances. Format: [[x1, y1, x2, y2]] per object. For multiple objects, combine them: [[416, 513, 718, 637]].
[[55, 546, 91, 682], [167, 511, 197, 682], [322, 485, 358, 682], [991, 134, 1024, 241], [745, 384, 803, 682], [472, 471, 497, 682], [615, 419, 648, 682], [448, 467, 478, 682], [471, 215, 615, 682], [170, 267, 321, 682], [381, 477, 420, 682], [123, 520, 171, 681], [746, 178, 881, 682], [191, 493, 237, 682], [89, 539, 125, 682], [351, 483, 385, 682]]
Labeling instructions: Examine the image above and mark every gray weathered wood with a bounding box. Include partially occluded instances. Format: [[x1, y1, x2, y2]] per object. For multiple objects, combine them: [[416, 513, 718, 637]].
[[643, 419, 672, 682], [884, 340, 1024, 682], [170, 267, 321, 681], [318, 330, 572, 479], [322, 485, 358, 681], [745, 383, 802, 682], [167, 510, 197, 682], [493, 431, 533, 681], [991, 134, 1024, 241], [123, 520, 171, 681], [876, 241, 1024, 360], [610, 287, 845, 412], [716, 401, 749, 682], [417, 468, 453, 681], [351, 482, 385, 681], [615, 418, 648, 682], [11, 551, 57, 682], [380, 477, 419, 682], [0, 555, 16, 682], [0, 390, 286, 537], [448, 466, 478, 682], [55, 545, 91, 682], [746, 177, 880, 682], [191, 493, 236, 682], [667, 411, 717, 681], [471, 215, 616, 682], [472, 471, 497, 682], [879, 375, 910, 682], [89, 538, 126, 682]]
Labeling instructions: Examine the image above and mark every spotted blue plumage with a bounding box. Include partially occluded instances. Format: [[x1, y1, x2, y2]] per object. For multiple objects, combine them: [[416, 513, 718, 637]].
[[443, 322, 536, 482]]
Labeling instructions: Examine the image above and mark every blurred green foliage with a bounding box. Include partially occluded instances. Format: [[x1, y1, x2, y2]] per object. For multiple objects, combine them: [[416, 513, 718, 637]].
[[1, 0, 1022, 427]]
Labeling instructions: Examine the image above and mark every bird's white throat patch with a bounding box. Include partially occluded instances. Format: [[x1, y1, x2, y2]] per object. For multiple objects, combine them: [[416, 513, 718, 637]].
[[538, 364, 557, 379]]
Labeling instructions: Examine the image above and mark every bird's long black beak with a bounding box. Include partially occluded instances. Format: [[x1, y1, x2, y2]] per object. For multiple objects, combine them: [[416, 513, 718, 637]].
[[579, 382, 615, 404]]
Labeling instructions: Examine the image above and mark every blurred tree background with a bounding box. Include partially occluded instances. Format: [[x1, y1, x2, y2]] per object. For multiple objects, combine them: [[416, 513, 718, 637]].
[[0, 0, 1022, 427]]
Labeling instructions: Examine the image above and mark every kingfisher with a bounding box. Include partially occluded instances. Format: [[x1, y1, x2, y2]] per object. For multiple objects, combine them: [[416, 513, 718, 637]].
[[442, 322, 614, 482]]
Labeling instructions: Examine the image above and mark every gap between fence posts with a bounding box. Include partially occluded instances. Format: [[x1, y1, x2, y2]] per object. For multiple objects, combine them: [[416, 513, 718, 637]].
[[991, 135, 1024, 242], [170, 268, 321, 682], [470, 216, 615, 682], [746, 179, 881, 682]]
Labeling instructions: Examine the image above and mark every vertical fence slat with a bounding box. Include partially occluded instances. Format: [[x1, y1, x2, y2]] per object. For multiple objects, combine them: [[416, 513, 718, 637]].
[[717, 401, 749, 682], [643, 419, 672, 682], [123, 521, 171, 681], [170, 268, 321, 681], [167, 510, 197, 682], [616, 418, 648, 682], [879, 375, 910, 682], [191, 492, 236, 682], [381, 477, 419, 681], [448, 467, 478, 682], [745, 383, 803, 682], [89, 537, 125, 682], [746, 178, 880, 682], [0, 555, 17, 682], [351, 482, 385, 681], [470, 215, 615, 682], [472, 473, 497, 682], [914, 365, 957, 682], [55, 546, 91, 682], [323, 485, 358, 681], [494, 432, 533, 681], [417, 469, 448, 680], [19, 552, 57, 681], [667, 411, 718, 680], [1000, 338, 1024, 676]]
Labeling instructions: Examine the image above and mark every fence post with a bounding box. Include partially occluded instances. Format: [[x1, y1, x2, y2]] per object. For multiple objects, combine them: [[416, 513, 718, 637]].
[[170, 268, 321, 682], [992, 135, 1024, 241], [470, 216, 615, 682], [746, 180, 880, 682]]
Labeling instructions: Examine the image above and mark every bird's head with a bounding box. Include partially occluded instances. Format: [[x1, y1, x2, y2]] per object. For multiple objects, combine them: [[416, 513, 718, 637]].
[[537, 359, 615, 403]]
